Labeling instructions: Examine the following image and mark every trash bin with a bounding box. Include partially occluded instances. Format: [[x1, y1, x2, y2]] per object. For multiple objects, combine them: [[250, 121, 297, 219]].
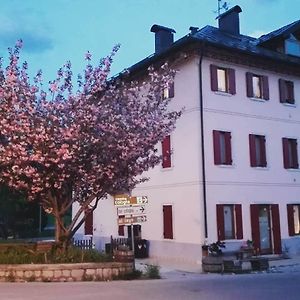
[[135, 239, 149, 258]]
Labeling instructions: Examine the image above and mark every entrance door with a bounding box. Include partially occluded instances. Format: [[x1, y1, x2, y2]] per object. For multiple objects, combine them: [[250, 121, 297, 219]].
[[258, 205, 272, 254], [250, 204, 281, 255]]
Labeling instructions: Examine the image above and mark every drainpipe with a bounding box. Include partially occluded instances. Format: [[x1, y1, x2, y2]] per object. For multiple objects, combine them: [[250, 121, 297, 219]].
[[198, 43, 208, 239]]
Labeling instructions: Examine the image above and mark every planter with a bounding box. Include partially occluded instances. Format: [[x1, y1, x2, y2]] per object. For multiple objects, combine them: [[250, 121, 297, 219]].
[[202, 256, 223, 273]]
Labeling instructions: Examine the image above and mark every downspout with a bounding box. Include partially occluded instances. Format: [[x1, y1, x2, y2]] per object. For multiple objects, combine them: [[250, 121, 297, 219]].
[[198, 43, 208, 239]]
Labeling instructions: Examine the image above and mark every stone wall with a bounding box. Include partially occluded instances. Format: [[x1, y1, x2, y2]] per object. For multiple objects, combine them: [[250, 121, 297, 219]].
[[0, 262, 133, 282]]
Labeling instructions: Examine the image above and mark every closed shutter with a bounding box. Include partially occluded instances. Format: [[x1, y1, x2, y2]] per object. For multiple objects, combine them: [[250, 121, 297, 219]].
[[291, 139, 299, 169], [287, 204, 295, 236], [249, 134, 257, 167], [246, 72, 253, 97], [262, 76, 269, 100], [279, 79, 286, 103], [225, 132, 232, 165], [260, 136, 267, 167], [235, 204, 243, 239], [216, 205, 225, 241], [162, 135, 171, 168], [168, 82, 175, 98], [210, 64, 218, 92], [118, 225, 125, 236], [84, 210, 93, 235], [163, 205, 173, 239], [228, 68, 236, 95], [250, 204, 261, 254], [271, 204, 282, 254], [282, 138, 290, 169], [213, 130, 221, 165]]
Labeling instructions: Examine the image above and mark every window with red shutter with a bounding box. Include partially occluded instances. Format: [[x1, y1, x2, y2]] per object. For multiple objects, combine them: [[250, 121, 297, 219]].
[[246, 72, 269, 100], [249, 134, 267, 167], [163, 205, 173, 239], [210, 64, 236, 95], [279, 79, 295, 104], [287, 204, 300, 236], [213, 130, 232, 165], [162, 83, 175, 99], [162, 135, 171, 168], [282, 137, 298, 169]]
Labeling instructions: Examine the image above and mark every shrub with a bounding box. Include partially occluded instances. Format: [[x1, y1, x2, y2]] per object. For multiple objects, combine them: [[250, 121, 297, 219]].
[[144, 264, 161, 279]]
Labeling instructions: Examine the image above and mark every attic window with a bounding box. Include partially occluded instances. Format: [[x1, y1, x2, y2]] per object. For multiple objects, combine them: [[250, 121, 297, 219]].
[[285, 34, 300, 57]]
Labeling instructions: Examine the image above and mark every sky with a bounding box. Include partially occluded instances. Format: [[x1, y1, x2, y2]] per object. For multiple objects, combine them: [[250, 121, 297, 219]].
[[0, 0, 300, 85]]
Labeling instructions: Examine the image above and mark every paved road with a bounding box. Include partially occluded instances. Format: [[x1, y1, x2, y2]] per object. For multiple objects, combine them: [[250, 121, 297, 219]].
[[0, 271, 299, 300]]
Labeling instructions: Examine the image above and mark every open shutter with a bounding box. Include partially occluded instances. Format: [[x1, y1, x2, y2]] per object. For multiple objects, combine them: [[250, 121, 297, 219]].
[[235, 204, 243, 239], [271, 204, 282, 254], [250, 204, 261, 254], [228, 68, 236, 95], [262, 76, 269, 100], [261, 136, 267, 167], [292, 139, 299, 169], [249, 134, 257, 167], [289, 81, 295, 104], [216, 205, 225, 241], [282, 138, 290, 169], [225, 132, 232, 165], [213, 130, 221, 165], [210, 64, 218, 91], [84, 210, 93, 235], [246, 72, 253, 97], [279, 79, 286, 103], [163, 205, 173, 239], [162, 135, 171, 168], [287, 204, 295, 236], [168, 82, 175, 98]]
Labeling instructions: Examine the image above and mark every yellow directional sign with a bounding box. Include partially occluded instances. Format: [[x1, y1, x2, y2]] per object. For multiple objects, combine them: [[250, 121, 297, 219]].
[[114, 194, 148, 206], [118, 215, 147, 225]]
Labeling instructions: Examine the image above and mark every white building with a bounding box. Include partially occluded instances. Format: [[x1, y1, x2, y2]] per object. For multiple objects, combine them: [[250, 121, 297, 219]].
[[73, 6, 300, 266]]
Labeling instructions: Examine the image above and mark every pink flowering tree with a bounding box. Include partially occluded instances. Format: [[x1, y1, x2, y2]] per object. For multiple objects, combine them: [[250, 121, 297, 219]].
[[0, 41, 180, 249]]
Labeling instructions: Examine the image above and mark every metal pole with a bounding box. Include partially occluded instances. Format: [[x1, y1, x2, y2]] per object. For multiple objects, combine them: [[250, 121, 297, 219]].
[[131, 223, 135, 270]]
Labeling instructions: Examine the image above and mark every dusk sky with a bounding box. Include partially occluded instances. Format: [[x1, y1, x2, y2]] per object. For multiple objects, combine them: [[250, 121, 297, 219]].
[[0, 0, 299, 85]]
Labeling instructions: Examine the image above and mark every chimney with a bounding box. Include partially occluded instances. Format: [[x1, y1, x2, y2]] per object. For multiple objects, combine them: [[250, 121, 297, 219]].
[[217, 5, 242, 36], [150, 24, 176, 54]]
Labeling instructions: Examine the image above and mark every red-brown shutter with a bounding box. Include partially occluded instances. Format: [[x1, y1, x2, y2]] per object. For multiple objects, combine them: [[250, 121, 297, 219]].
[[216, 205, 225, 241], [292, 139, 299, 168], [210, 64, 218, 92], [246, 72, 253, 97], [262, 76, 269, 100], [279, 79, 286, 103], [84, 210, 93, 235], [282, 138, 290, 169], [225, 132, 232, 165], [169, 82, 175, 98], [163, 205, 173, 239], [287, 204, 295, 236], [271, 204, 282, 254], [118, 225, 125, 236], [235, 204, 243, 239], [250, 204, 261, 254], [261, 136, 267, 167], [249, 134, 257, 167], [213, 130, 221, 165], [228, 68, 236, 95], [288, 81, 295, 104], [162, 135, 171, 168]]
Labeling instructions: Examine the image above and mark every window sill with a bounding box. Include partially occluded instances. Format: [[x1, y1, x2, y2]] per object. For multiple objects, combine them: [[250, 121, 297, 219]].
[[249, 97, 267, 103], [214, 91, 233, 97], [285, 168, 300, 172], [251, 166, 269, 171], [282, 102, 296, 108], [215, 164, 235, 169], [161, 166, 174, 171]]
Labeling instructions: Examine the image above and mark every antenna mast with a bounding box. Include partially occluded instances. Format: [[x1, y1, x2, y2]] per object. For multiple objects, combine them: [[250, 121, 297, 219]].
[[217, 0, 229, 16]]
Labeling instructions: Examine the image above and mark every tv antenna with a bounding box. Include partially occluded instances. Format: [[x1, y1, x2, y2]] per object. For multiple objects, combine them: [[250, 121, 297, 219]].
[[215, 0, 230, 16]]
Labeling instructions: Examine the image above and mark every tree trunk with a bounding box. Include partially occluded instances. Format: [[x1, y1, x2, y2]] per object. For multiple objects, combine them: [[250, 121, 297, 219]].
[[54, 215, 71, 251]]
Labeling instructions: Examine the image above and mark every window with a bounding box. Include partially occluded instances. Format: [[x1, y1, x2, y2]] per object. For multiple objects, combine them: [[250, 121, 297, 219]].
[[287, 204, 300, 236], [246, 72, 269, 100], [210, 64, 236, 94], [213, 130, 232, 165], [279, 79, 295, 104], [162, 83, 174, 99], [285, 34, 300, 57], [84, 210, 93, 235], [216, 204, 243, 240], [161, 135, 171, 168], [249, 134, 267, 167], [163, 205, 173, 239], [282, 138, 299, 169]]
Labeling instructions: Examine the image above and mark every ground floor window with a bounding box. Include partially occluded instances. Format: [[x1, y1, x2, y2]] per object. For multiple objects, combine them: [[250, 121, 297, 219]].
[[287, 204, 300, 236], [163, 205, 173, 239]]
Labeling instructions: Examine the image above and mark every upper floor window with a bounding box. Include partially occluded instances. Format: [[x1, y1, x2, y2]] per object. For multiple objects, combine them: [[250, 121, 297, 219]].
[[213, 130, 232, 165], [287, 204, 300, 236], [279, 79, 295, 104], [246, 72, 269, 100], [161, 135, 171, 168], [210, 64, 236, 95], [162, 83, 174, 100], [282, 137, 299, 169], [249, 134, 267, 167], [285, 34, 300, 57]]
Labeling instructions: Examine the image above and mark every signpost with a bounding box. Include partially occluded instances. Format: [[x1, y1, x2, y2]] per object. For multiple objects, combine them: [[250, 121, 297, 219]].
[[117, 205, 146, 216], [114, 195, 148, 206], [118, 215, 147, 225]]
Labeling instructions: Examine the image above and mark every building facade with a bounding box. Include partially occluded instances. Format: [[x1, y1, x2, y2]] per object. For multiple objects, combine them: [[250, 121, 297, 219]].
[[73, 6, 300, 267]]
